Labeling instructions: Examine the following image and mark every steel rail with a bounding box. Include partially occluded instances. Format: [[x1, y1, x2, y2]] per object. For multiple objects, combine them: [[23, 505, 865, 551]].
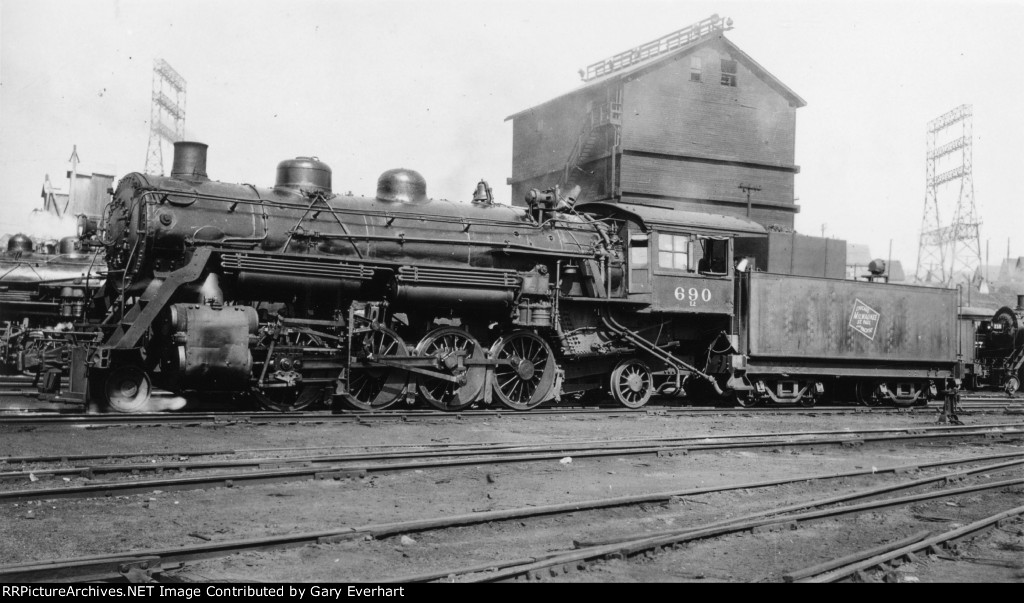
[[3, 401, 1018, 425], [2, 428, 1023, 500], [450, 477, 1024, 583], [3, 423, 1024, 482], [1, 455, 1021, 583], [781, 531, 932, 582], [5, 420, 1022, 468], [796, 504, 1024, 583]]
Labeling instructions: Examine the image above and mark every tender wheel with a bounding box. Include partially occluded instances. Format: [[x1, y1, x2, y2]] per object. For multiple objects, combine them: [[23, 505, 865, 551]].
[[855, 381, 882, 406], [610, 359, 653, 409], [340, 326, 409, 411], [731, 390, 759, 408], [1005, 375, 1020, 396], [103, 365, 153, 413], [490, 330, 557, 411], [799, 386, 817, 408], [415, 327, 485, 411], [726, 376, 758, 408]]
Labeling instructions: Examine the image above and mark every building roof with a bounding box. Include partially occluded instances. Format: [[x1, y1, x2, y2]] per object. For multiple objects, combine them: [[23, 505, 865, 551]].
[[506, 33, 806, 122], [577, 201, 767, 236]]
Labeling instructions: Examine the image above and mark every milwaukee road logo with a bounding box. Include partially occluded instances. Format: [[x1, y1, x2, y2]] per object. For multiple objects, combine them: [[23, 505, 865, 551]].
[[848, 299, 881, 340]]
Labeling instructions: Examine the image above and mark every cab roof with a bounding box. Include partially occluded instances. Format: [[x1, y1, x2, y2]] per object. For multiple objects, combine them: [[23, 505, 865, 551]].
[[577, 202, 767, 236]]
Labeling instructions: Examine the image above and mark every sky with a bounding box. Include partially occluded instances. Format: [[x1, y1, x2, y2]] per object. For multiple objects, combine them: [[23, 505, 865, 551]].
[[1, 0, 1022, 274]]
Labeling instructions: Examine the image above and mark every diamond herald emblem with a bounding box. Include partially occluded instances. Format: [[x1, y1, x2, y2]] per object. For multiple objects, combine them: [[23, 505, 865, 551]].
[[848, 299, 880, 340]]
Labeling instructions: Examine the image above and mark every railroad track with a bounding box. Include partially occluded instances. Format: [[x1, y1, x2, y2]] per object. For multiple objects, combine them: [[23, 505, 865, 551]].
[[2, 423, 1022, 504], [1, 399, 1020, 426], [4, 420, 1024, 467], [2, 452, 1021, 583]]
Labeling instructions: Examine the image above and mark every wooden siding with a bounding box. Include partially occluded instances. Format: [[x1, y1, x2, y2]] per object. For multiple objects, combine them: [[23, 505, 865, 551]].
[[620, 42, 797, 168], [510, 88, 608, 182], [619, 154, 795, 205], [508, 37, 801, 229]]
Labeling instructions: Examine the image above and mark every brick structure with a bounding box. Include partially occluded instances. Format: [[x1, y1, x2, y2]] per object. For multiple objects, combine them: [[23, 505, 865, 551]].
[[506, 16, 805, 231]]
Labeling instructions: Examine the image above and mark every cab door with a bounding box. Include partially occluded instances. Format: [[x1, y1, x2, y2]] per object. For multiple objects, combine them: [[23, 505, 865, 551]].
[[627, 232, 651, 294]]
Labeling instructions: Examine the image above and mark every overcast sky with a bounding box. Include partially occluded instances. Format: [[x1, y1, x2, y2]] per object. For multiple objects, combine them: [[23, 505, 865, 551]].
[[1, 0, 1021, 272]]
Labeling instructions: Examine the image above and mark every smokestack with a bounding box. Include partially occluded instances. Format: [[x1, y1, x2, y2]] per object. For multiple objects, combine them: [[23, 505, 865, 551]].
[[170, 141, 209, 181]]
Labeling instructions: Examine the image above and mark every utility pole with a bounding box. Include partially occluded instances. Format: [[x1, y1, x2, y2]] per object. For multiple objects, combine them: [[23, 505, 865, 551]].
[[738, 184, 761, 218]]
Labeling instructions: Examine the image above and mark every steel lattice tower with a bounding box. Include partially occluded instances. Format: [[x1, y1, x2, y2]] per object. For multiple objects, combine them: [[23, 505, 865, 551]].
[[914, 104, 981, 285], [144, 59, 187, 176]]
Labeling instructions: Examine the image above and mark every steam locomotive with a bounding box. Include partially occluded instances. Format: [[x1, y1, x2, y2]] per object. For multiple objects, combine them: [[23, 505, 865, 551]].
[[48, 141, 972, 413], [0, 233, 105, 379], [962, 296, 1024, 394]]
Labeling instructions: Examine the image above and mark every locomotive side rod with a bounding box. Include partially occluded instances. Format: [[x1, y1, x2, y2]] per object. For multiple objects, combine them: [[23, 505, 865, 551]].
[[363, 355, 506, 383]]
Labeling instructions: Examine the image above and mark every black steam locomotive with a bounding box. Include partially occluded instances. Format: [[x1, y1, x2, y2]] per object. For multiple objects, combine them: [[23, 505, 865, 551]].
[[52, 141, 969, 413], [0, 233, 106, 379], [963, 296, 1024, 394]]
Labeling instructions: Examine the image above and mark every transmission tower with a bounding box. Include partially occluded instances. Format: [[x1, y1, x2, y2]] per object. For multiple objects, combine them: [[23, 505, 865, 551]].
[[144, 59, 186, 175], [914, 104, 981, 286]]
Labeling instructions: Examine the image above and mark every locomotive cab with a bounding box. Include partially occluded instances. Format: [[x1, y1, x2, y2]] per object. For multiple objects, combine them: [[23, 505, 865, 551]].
[[576, 202, 766, 315]]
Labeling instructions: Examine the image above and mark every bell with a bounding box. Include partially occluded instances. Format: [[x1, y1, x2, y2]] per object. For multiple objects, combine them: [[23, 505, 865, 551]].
[[472, 180, 492, 204]]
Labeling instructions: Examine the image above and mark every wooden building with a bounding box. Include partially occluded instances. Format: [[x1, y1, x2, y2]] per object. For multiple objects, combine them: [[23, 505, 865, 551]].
[[506, 15, 806, 231]]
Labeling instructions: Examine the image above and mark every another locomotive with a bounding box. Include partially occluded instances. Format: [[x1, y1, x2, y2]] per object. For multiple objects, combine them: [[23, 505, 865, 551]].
[[67, 141, 961, 412], [0, 234, 105, 379], [962, 296, 1024, 394]]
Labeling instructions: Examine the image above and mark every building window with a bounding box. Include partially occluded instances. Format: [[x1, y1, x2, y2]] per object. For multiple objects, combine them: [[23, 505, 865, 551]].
[[720, 59, 737, 87], [658, 233, 690, 270], [689, 57, 702, 82]]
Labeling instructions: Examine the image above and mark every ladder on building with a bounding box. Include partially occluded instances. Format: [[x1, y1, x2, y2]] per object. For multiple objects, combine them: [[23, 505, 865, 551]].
[[561, 96, 622, 198]]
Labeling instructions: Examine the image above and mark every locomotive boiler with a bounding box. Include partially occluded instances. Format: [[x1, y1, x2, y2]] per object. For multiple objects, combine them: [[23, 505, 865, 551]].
[[71, 141, 961, 413]]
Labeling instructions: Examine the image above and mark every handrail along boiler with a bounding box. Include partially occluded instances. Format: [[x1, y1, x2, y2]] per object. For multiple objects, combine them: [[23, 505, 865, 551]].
[[74, 141, 961, 412]]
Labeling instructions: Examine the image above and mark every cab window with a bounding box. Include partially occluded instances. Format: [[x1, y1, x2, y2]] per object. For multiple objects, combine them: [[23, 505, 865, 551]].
[[629, 234, 649, 266], [658, 233, 689, 270], [656, 232, 729, 274], [700, 238, 729, 274]]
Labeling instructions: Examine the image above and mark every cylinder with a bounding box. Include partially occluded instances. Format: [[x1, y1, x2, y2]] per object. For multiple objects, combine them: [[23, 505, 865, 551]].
[[165, 304, 259, 391], [170, 141, 209, 180]]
